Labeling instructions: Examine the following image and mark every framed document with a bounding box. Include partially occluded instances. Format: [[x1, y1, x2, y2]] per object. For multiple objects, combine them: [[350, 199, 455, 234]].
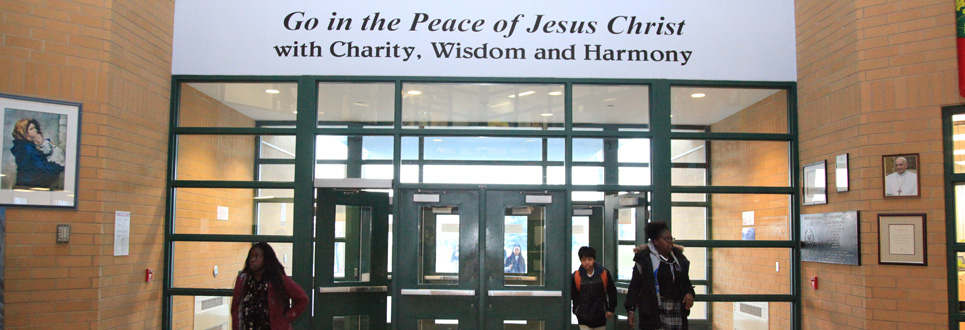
[[882, 153, 920, 198], [835, 153, 849, 192], [803, 160, 827, 206], [877, 213, 926, 265]]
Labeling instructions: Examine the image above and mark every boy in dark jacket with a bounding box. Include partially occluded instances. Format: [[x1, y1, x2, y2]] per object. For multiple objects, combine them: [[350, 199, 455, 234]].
[[571, 246, 617, 330]]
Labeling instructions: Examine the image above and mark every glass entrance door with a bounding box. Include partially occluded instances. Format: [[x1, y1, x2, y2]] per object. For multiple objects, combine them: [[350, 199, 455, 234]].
[[603, 193, 649, 328], [315, 188, 390, 330], [395, 189, 567, 329]]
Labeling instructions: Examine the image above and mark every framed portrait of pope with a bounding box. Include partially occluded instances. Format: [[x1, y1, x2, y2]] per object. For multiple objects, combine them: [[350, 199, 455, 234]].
[[882, 153, 919, 198]]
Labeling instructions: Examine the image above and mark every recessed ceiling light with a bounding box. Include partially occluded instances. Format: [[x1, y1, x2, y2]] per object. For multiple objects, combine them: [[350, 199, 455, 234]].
[[548, 91, 563, 96], [508, 94, 516, 98], [602, 98, 617, 102], [518, 91, 535, 97], [540, 113, 554, 117], [407, 90, 422, 95], [432, 139, 442, 142], [292, 111, 298, 114], [691, 93, 706, 98], [353, 102, 370, 107], [266, 89, 280, 94]]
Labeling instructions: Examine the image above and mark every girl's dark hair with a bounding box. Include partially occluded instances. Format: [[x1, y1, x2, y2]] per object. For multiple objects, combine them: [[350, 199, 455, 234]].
[[240, 242, 288, 300], [644, 221, 670, 242]]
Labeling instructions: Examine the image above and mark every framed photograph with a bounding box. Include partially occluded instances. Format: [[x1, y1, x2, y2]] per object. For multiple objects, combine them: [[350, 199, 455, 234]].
[[0, 94, 81, 208], [882, 153, 919, 198], [835, 153, 849, 192], [878, 213, 926, 265], [802, 160, 827, 205]]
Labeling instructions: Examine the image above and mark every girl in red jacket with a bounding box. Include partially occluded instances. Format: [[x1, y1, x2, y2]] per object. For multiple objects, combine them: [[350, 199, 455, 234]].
[[231, 242, 308, 330]]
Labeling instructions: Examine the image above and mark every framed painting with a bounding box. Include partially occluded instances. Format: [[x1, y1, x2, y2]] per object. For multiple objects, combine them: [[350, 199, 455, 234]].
[[0, 94, 80, 208], [882, 153, 920, 198], [803, 160, 827, 206]]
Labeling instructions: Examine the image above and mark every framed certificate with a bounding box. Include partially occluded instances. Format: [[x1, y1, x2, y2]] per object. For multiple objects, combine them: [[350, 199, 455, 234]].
[[878, 213, 926, 265]]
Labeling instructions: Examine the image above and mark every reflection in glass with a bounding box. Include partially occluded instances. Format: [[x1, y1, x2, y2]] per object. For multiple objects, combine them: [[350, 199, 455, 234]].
[[177, 135, 267, 181], [179, 82, 298, 127], [334, 205, 373, 282], [172, 242, 292, 289], [423, 165, 543, 184], [711, 248, 790, 294], [674, 140, 790, 187], [957, 186, 965, 242], [505, 206, 545, 286], [572, 167, 604, 185], [333, 315, 370, 330], [425, 137, 560, 161], [573, 138, 603, 162], [402, 83, 564, 129], [418, 320, 458, 330], [619, 138, 651, 163], [573, 84, 649, 129], [317, 136, 348, 160], [617, 245, 634, 281], [672, 207, 706, 240], [671, 87, 787, 134], [363, 136, 394, 160], [504, 320, 545, 329], [420, 207, 460, 285], [617, 208, 636, 241], [318, 82, 394, 127], [172, 296, 233, 330], [711, 302, 791, 330], [619, 167, 650, 185]]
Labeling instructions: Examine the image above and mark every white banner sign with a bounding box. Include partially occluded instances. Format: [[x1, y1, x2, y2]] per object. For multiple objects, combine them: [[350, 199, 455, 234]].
[[173, 0, 796, 81]]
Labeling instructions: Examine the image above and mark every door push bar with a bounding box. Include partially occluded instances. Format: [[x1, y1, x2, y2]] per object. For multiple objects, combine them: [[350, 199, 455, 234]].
[[488, 290, 562, 297], [318, 286, 388, 293], [400, 289, 476, 296]]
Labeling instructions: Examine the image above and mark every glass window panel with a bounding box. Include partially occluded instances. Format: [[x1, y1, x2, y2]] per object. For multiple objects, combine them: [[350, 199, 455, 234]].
[[957, 185, 965, 242], [363, 136, 394, 160], [418, 320, 458, 329], [172, 242, 293, 288], [504, 206, 545, 286], [424, 137, 560, 161], [260, 136, 296, 159], [388, 215, 393, 274], [672, 193, 706, 202], [179, 82, 297, 127], [672, 207, 706, 240], [711, 302, 791, 330], [315, 164, 347, 179], [333, 315, 370, 329], [333, 204, 373, 282], [400, 165, 419, 183], [334, 242, 346, 278], [617, 208, 636, 241], [318, 82, 395, 127], [686, 247, 707, 281], [178, 135, 284, 181], [572, 166, 604, 185], [172, 295, 233, 330], [316, 136, 348, 160], [174, 188, 293, 235], [617, 244, 635, 281], [711, 248, 791, 294], [619, 167, 651, 185], [689, 285, 708, 319], [958, 252, 965, 310], [259, 164, 294, 181], [402, 83, 564, 130], [671, 87, 788, 134], [402, 137, 419, 160], [954, 116, 965, 173], [671, 140, 705, 163], [619, 138, 651, 163], [547, 166, 564, 185], [361, 164, 393, 180], [503, 320, 545, 329], [573, 84, 649, 130], [672, 168, 706, 186], [420, 207, 460, 285], [573, 138, 603, 162], [423, 165, 542, 184], [571, 215, 590, 272], [572, 191, 604, 202], [675, 194, 792, 241], [675, 140, 791, 187], [547, 139, 564, 161]]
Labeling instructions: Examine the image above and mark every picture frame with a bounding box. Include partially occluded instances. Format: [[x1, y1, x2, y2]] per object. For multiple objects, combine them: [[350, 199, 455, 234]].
[[877, 213, 927, 266], [0, 94, 81, 208], [882, 153, 920, 198], [802, 160, 827, 205], [835, 153, 849, 192]]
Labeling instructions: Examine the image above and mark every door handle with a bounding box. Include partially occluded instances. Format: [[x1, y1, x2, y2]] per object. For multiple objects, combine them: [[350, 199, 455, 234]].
[[400, 289, 475, 296]]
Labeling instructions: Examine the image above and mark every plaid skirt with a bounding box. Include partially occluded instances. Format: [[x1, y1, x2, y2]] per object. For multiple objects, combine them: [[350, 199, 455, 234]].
[[657, 298, 684, 330]]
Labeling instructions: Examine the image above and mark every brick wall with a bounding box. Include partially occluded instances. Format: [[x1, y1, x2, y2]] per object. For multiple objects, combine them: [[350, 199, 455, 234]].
[[796, 0, 954, 328], [1, 0, 174, 328]]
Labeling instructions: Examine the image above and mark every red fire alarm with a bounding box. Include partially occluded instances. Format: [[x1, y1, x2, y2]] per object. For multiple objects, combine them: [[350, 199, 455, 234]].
[[810, 276, 818, 290], [146, 269, 154, 282]]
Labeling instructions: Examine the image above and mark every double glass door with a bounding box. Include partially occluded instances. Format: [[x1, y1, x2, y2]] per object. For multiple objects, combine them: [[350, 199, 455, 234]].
[[395, 189, 567, 329]]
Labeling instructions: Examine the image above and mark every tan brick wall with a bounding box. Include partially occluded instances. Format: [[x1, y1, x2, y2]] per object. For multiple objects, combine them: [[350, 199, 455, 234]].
[[1, 0, 174, 328], [796, 0, 954, 328]]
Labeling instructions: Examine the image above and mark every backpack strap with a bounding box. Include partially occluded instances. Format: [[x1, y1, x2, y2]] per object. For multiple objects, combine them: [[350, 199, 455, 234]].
[[574, 269, 609, 291]]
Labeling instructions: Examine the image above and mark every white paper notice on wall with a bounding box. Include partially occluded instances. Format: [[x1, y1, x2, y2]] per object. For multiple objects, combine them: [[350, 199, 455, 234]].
[[742, 211, 754, 226], [114, 211, 131, 256], [217, 206, 229, 221]]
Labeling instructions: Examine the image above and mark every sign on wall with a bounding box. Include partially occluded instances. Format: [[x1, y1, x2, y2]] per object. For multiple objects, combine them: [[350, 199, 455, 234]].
[[801, 211, 860, 265], [173, 0, 797, 81]]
